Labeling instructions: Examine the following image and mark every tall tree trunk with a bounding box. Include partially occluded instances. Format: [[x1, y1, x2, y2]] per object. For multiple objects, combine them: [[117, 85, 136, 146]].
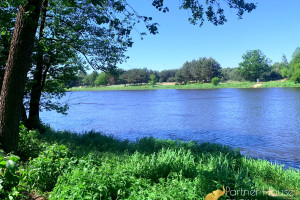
[[0, 0, 42, 153], [0, 34, 11, 91], [27, 0, 48, 130]]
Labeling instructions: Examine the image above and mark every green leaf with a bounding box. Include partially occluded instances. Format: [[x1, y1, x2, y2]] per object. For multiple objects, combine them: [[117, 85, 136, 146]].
[[9, 155, 20, 163], [0, 161, 6, 167], [5, 160, 16, 170]]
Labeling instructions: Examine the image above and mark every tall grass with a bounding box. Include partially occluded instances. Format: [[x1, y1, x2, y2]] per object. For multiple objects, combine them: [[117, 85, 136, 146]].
[[6, 127, 299, 199]]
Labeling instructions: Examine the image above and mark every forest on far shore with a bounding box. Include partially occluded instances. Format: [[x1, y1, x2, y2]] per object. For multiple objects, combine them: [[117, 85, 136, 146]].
[[70, 48, 300, 87]]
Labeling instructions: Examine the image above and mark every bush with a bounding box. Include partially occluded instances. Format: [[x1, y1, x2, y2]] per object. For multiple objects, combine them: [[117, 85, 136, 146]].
[[26, 144, 74, 192], [211, 77, 220, 86], [18, 124, 42, 161]]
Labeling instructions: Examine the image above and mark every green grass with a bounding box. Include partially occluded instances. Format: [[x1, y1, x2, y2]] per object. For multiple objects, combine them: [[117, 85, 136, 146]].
[[260, 80, 300, 88], [68, 81, 299, 91], [68, 82, 255, 91], [4, 126, 299, 199]]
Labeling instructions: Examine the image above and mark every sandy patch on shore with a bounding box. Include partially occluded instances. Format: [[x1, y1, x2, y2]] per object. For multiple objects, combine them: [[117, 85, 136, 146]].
[[281, 78, 288, 82], [252, 83, 262, 88], [158, 82, 176, 85]]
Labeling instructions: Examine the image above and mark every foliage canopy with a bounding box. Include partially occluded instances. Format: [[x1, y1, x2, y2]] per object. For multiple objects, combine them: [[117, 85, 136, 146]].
[[238, 50, 271, 81]]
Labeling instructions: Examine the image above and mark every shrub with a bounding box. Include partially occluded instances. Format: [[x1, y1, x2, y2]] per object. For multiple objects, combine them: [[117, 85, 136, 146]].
[[211, 77, 220, 86], [18, 124, 42, 161], [26, 144, 74, 192]]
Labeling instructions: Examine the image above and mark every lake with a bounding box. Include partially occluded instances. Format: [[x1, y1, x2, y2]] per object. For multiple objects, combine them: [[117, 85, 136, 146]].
[[40, 88, 300, 168]]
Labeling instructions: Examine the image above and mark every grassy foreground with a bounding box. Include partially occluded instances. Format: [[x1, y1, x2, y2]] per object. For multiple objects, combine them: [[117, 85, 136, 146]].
[[1, 125, 299, 199], [68, 81, 300, 91]]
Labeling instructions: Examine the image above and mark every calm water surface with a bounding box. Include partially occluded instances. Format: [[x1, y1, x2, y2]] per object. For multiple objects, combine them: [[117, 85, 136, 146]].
[[40, 88, 300, 168]]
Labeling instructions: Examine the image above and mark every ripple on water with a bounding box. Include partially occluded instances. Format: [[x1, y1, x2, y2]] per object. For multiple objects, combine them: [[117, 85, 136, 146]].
[[41, 88, 300, 169]]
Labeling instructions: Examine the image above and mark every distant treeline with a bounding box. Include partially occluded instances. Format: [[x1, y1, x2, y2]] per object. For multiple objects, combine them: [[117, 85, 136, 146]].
[[70, 48, 300, 87], [69, 57, 223, 87]]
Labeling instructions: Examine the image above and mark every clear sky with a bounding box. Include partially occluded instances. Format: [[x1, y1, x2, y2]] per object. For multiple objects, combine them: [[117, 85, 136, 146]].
[[117, 0, 300, 71]]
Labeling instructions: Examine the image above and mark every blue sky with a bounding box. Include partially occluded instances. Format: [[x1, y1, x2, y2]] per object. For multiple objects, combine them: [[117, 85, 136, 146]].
[[117, 0, 300, 71]]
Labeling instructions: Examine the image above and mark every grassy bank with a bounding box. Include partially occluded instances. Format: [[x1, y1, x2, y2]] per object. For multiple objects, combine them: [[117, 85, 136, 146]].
[[260, 80, 300, 88], [68, 81, 300, 91], [1, 125, 299, 199]]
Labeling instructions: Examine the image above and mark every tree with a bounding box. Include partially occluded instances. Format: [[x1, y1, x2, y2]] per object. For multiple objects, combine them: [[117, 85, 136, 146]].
[[26, 0, 84, 129], [25, 0, 143, 129], [180, 61, 194, 82], [82, 71, 99, 87], [175, 70, 185, 83], [238, 50, 271, 81], [149, 74, 157, 87], [268, 62, 284, 81], [290, 50, 300, 83], [177, 57, 222, 83], [221, 67, 244, 81], [292, 47, 300, 58], [121, 68, 149, 85], [0, 1, 17, 91], [1, 0, 87, 130], [0, 0, 256, 152], [110, 68, 126, 85], [148, 69, 160, 82], [159, 69, 178, 82], [199, 57, 222, 82], [280, 48, 300, 82], [191, 59, 201, 81], [95, 73, 108, 86], [1, 0, 160, 131], [0, 0, 42, 152]]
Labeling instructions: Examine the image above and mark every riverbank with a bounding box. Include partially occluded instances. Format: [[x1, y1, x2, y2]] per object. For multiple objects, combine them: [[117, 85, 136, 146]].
[[68, 80, 300, 91], [3, 126, 299, 199]]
